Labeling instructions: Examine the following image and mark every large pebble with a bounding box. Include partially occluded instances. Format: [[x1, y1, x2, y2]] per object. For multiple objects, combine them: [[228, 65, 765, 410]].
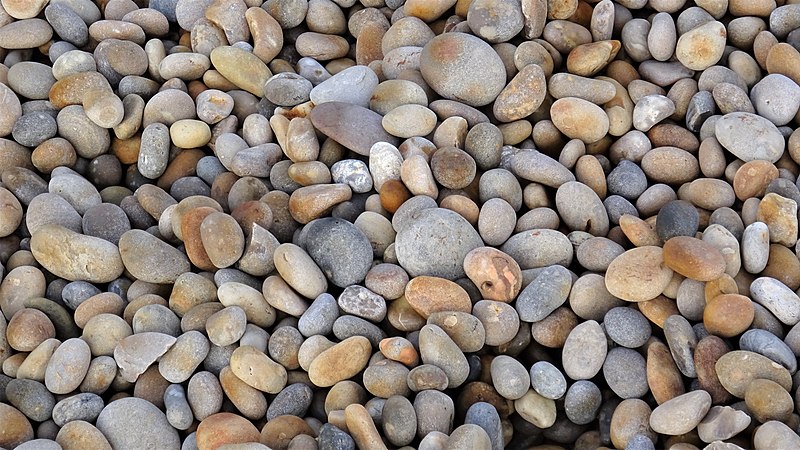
[[715, 112, 785, 163], [395, 208, 483, 280], [419, 32, 506, 107], [96, 397, 180, 450], [119, 229, 190, 284], [31, 224, 124, 283]]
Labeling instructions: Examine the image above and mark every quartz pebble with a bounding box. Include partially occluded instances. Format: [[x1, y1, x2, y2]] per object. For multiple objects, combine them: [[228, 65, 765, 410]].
[[0, 0, 796, 448]]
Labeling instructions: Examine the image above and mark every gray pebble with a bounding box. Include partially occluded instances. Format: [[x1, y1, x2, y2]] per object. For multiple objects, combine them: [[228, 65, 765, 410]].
[[265, 72, 313, 107], [138, 122, 171, 179], [530, 361, 567, 400], [656, 200, 700, 241], [465, 402, 503, 450], [52, 392, 104, 426], [516, 265, 572, 322], [564, 380, 602, 425], [395, 208, 484, 280], [602, 347, 649, 399], [82, 203, 131, 245], [337, 285, 386, 323], [164, 384, 194, 430], [664, 314, 698, 378], [12, 112, 57, 147], [414, 389, 455, 439], [332, 315, 386, 348], [45, 3, 89, 47], [61, 281, 102, 310], [267, 383, 313, 420], [382, 395, 417, 447], [298, 293, 339, 337], [751, 73, 800, 126], [604, 195, 639, 225], [304, 218, 375, 287], [607, 160, 648, 200], [331, 159, 373, 193], [604, 307, 652, 348], [490, 355, 530, 401], [6, 378, 56, 422], [318, 423, 355, 450], [739, 328, 797, 373]]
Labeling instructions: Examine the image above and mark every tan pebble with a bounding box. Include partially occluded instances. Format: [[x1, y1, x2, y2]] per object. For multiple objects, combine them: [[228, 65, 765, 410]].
[[550, 97, 609, 143], [7, 308, 55, 351], [756, 193, 798, 246], [308, 336, 372, 387], [404, 276, 472, 318], [715, 350, 792, 398], [196, 412, 261, 450], [463, 247, 522, 302], [230, 345, 287, 394], [288, 184, 352, 224], [605, 246, 673, 302]]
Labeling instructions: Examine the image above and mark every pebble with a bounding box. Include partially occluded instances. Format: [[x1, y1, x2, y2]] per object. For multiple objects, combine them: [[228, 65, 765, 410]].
[[562, 320, 607, 380], [715, 112, 785, 163], [420, 32, 506, 107], [605, 246, 673, 302], [308, 336, 371, 388], [96, 397, 180, 450]]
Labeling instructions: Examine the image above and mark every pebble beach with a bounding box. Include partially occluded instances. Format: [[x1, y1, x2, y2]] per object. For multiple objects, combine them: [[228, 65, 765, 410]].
[[1, 0, 800, 449]]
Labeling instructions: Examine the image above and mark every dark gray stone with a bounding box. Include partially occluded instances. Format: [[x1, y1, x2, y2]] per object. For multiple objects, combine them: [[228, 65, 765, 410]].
[[304, 218, 373, 287]]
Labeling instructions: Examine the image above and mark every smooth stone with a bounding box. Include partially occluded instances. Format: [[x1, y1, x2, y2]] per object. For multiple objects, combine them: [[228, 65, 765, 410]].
[[529, 361, 567, 400], [603, 347, 649, 399], [500, 229, 573, 269], [515, 389, 556, 428], [750, 277, 800, 325], [562, 320, 607, 380], [209, 46, 271, 96], [555, 181, 610, 236], [308, 336, 371, 388], [715, 112, 785, 163], [564, 380, 602, 425], [605, 246, 673, 302], [395, 208, 484, 280], [118, 229, 190, 284], [31, 224, 124, 283], [550, 97, 610, 143], [715, 350, 792, 397], [5, 379, 55, 422], [739, 328, 797, 372], [0, 403, 34, 448], [604, 307, 651, 348], [510, 150, 576, 188], [309, 102, 399, 156], [303, 217, 374, 287], [229, 346, 287, 394], [52, 393, 104, 426], [515, 265, 571, 322], [419, 324, 469, 388], [310, 65, 379, 108], [675, 20, 726, 70], [751, 74, 800, 126], [45, 338, 91, 394], [96, 397, 180, 450], [419, 32, 506, 107]]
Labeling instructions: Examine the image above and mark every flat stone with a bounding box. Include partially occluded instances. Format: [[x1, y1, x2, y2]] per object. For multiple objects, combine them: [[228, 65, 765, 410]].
[[309, 102, 399, 156], [113, 332, 177, 382]]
